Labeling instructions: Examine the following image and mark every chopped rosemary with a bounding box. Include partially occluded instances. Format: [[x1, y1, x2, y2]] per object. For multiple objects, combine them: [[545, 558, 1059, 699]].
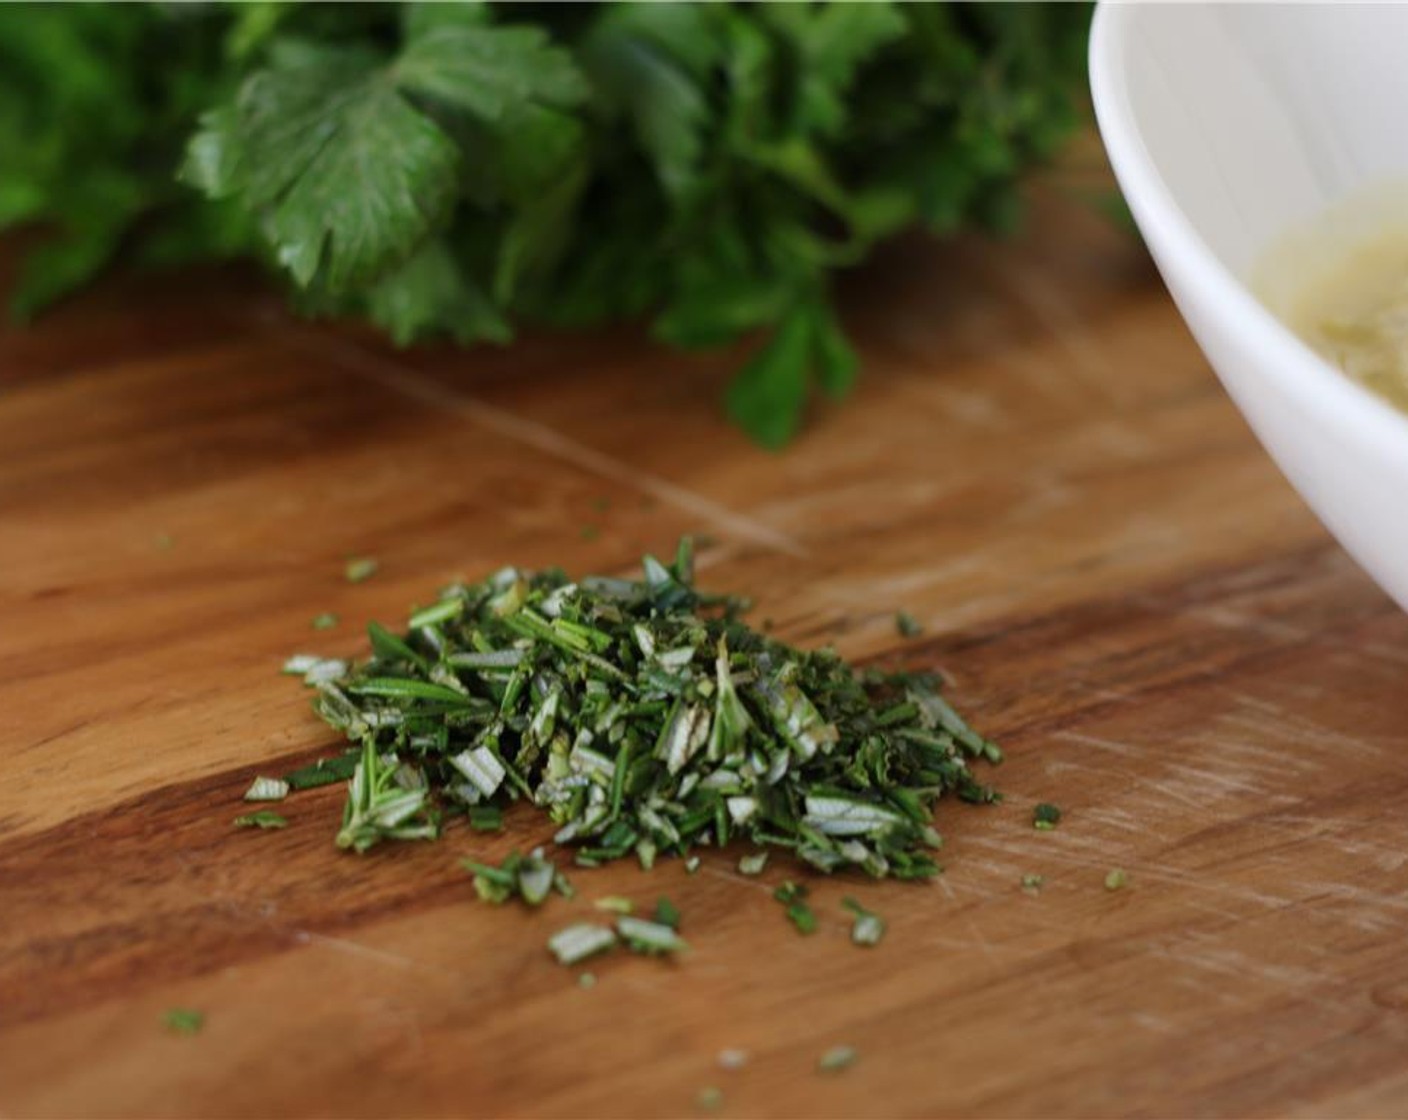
[[578, 971, 597, 989], [695, 1086, 724, 1112], [654, 896, 682, 930], [737, 851, 768, 876], [462, 848, 566, 906], [775, 881, 817, 935], [233, 811, 287, 830], [284, 752, 359, 790], [841, 897, 885, 946], [1033, 802, 1062, 830], [312, 612, 340, 631], [336, 739, 436, 852], [409, 598, 463, 629], [162, 1008, 204, 1036], [345, 556, 378, 583], [1021, 873, 1045, 894], [594, 896, 634, 915], [243, 776, 289, 802], [548, 922, 617, 965], [616, 915, 688, 955], [787, 903, 817, 934], [466, 805, 504, 832], [1104, 868, 1128, 891], [895, 611, 923, 638], [818, 1044, 858, 1073], [773, 881, 805, 903], [286, 542, 999, 879]]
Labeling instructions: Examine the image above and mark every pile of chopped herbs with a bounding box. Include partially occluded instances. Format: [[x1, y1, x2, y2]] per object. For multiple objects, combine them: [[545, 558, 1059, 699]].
[[284, 539, 999, 879], [1, 2, 1092, 445]]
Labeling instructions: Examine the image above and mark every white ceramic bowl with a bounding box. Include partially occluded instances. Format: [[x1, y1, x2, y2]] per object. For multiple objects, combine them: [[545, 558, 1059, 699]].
[[1090, 2, 1408, 613]]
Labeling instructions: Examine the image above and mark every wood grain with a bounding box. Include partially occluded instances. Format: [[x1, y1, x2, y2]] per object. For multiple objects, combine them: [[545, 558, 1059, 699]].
[[3, 184, 1408, 1119]]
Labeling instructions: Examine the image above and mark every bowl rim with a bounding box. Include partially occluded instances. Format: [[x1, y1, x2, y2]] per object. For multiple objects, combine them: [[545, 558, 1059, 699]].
[[1089, 1, 1408, 459]]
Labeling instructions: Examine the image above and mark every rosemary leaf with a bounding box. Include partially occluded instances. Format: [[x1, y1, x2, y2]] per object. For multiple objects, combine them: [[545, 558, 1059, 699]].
[[1033, 803, 1062, 830], [818, 1044, 858, 1073], [616, 915, 688, 955], [467, 805, 504, 832], [653, 896, 682, 930], [162, 1008, 204, 1037], [841, 896, 885, 946], [409, 599, 463, 629], [774, 882, 817, 935], [234, 811, 287, 830], [345, 556, 378, 583], [284, 752, 359, 790], [243, 776, 289, 802], [548, 922, 617, 965]]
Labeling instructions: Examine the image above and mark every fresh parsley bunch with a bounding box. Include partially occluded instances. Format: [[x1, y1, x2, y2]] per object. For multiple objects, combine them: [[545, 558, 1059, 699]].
[[0, 2, 1090, 444]]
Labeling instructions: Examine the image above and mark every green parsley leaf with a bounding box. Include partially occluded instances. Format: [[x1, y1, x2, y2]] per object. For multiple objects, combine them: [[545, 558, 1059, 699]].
[[396, 22, 586, 120], [763, 2, 906, 136], [580, 4, 718, 197], [366, 239, 511, 347], [200, 45, 461, 290], [725, 306, 814, 450]]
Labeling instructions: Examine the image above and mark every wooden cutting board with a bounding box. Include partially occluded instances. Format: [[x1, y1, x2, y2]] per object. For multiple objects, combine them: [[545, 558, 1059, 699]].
[[4, 185, 1408, 1119]]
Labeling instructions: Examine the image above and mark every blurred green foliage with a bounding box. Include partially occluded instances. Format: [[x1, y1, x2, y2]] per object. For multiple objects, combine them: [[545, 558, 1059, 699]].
[[0, 2, 1090, 444]]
